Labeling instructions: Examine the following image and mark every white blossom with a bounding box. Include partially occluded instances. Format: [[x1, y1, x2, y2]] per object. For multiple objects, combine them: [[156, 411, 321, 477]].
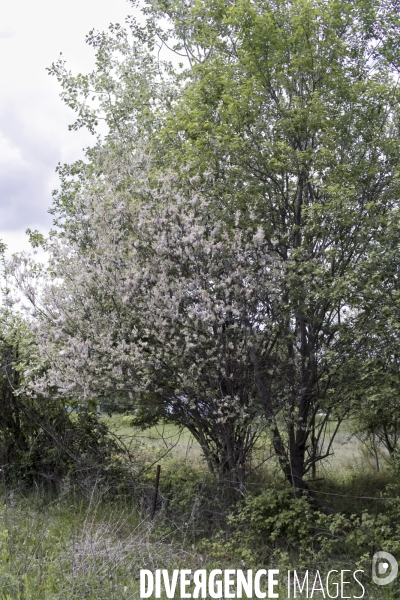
[[11, 156, 282, 478]]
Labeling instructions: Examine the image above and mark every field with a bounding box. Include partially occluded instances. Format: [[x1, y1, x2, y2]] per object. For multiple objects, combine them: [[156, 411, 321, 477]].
[[1, 418, 399, 599]]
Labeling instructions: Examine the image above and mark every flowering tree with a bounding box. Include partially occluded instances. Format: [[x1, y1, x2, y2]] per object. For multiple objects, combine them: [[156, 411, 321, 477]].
[[22, 0, 400, 491], [13, 162, 281, 483], [132, 0, 400, 490]]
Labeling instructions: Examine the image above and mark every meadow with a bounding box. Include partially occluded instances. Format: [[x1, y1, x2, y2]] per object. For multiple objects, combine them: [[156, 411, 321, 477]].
[[1, 418, 399, 599], [3, 0, 400, 597]]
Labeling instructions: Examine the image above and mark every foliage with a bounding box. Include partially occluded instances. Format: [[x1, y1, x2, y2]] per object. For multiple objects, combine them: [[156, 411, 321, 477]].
[[0, 489, 205, 600], [12, 160, 283, 485], [223, 489, 314, 564], [0, 310, 122, 487], [148, 459, 241, 539], [47, 22, 178, 233], [202, 482, 400, 583], [37, 0, 400, 491], [143, 0, 400, 491], [344, 212, 400, 464], [3, 428, 400, 598]]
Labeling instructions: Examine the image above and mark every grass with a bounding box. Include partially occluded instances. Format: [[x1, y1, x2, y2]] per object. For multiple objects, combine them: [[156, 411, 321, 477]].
[[1, 419, 400, 599], [103, 414, 399, 519], [104, 414, 381, 476], [0, 486, 208, 600], [104, 415, 204, 467], [0, 485, 395, 600]]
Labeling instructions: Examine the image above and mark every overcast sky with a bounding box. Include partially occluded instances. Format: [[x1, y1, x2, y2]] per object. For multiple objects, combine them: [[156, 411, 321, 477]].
[[0, 0, 134, 256]]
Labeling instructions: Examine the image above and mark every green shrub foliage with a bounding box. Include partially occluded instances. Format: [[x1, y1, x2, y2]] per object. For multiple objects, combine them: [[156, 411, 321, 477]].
[[0, 319, 122, 487]]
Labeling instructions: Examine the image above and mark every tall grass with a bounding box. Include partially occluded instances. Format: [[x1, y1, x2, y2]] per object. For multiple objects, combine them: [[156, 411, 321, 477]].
[[1, 419, 400, 599], [0, 486, 204, 600]]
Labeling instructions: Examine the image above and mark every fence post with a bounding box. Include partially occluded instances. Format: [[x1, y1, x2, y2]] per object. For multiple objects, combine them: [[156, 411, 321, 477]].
[[150, 464, 161, 520]]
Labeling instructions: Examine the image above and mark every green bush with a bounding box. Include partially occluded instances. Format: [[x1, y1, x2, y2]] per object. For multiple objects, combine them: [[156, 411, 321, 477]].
[[202, 489, 314, 564], [201, 484, 400, 580], [0, 320, 125, 489]]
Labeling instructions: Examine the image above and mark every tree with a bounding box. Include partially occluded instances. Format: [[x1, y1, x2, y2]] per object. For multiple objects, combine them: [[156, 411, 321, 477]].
[[0, 259, 31, 474], [1, 251, 121, 487], [47, 22, 178, 233], [346, 210, 400, 468], [24, 0, 400, 491], [131, 0, 400, 489], [13, 161, 281, 485]]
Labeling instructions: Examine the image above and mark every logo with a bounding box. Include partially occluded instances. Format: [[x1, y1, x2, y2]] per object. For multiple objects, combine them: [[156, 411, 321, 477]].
[[372, 552, 398, 585]]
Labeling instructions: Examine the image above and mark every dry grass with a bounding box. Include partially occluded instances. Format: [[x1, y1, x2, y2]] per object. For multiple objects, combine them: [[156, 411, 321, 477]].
[[1, 419, 398, 599], [0, 486, 207, 600]]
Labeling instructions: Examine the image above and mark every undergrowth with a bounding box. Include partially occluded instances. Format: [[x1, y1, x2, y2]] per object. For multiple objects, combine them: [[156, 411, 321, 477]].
[[0, 486, 206, 600], [2, 454, 400, 598]]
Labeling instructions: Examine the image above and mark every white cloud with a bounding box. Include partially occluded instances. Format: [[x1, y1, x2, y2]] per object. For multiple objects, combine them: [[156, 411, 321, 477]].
[[0, 0, 134, 256], [0, 26, 14, 39]]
